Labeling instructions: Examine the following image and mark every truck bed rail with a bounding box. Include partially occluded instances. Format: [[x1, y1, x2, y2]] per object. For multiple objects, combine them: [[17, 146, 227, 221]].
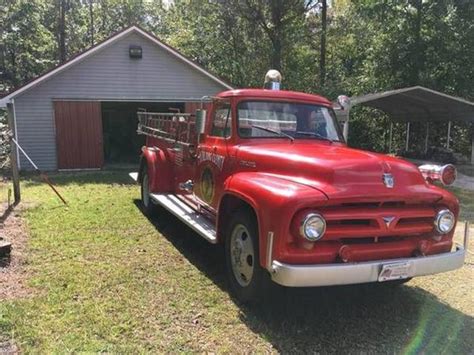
[[137, 112, 196, 146]]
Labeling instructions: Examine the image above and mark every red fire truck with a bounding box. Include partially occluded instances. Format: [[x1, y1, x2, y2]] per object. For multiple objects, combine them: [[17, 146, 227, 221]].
[[131, 71, 468, 302]]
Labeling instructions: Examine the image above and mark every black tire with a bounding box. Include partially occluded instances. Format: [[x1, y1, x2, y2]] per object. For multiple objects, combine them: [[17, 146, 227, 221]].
[[225, 209, 270, 303], [140, 168, 157, 216]]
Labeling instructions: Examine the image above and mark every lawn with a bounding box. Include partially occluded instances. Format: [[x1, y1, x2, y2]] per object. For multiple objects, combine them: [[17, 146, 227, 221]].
[[448, 186, 474, 222], [0, 171, 472, 353]]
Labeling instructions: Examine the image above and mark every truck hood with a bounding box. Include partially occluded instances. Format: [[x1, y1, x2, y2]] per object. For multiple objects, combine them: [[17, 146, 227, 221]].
[[236, 141, 442, 203]]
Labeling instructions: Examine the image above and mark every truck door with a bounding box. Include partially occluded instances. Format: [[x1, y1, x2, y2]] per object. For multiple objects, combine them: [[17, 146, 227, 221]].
[[194, 99, 232, 213]]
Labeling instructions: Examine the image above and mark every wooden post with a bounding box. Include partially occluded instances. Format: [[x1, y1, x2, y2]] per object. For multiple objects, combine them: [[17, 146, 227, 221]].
[[6, 103, 20, 204]]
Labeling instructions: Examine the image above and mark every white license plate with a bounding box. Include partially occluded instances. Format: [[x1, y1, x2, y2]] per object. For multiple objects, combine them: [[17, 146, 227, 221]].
[[378, 262, 413, 282]]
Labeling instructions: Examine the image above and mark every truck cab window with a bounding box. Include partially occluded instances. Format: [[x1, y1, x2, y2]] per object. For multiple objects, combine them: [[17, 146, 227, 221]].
[[210, 102, 232, 138], [237, 101, 343, 142]]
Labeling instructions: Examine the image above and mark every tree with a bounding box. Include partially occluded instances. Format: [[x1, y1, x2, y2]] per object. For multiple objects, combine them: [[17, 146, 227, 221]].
[[58, 0, 68, 62], [0, 0, 55, 89], [320, 0, 327, 87]]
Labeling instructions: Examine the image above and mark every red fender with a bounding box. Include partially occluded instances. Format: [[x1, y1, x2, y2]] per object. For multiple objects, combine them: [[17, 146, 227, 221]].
[[139, 147, 173, 193], [221, 172, 328, 269]]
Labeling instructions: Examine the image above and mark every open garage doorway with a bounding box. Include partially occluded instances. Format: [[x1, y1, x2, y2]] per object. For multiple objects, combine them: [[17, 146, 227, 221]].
[[101, 101, 184, 166]]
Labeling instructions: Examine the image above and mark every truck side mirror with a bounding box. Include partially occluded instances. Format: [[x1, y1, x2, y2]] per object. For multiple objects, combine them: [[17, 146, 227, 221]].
[[337, 95, 351, 111], [196, 109, 207, 142]]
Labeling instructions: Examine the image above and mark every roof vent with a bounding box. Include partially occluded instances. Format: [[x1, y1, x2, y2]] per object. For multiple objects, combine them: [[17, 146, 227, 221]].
[[264, 69, 282, 90]]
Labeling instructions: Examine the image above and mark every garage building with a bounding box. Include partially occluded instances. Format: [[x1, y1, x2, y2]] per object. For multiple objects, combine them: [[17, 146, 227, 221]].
[[0, 26, 232, 170]]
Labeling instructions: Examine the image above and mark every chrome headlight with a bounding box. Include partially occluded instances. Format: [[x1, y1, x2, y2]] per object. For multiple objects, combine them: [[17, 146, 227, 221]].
[[435, 209, 455, 234], [300, 213, 326, 241]]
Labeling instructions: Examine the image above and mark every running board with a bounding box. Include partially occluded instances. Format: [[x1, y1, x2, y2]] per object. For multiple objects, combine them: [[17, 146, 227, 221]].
[[150, 193, 217, 244]]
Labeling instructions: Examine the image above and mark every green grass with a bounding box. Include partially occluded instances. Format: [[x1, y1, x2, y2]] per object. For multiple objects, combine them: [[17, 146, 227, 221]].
[[448, 186, 474, 223], [0, 172, 472, 353], [457, 164, 474, 178]]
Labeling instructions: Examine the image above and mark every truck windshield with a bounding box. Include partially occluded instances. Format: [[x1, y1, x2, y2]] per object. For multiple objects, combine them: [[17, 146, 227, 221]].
[[238, 101, 343, 142]]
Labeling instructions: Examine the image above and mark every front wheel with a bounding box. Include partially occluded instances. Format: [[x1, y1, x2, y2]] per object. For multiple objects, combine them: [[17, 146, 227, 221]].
[[225, 209, 269, 303]]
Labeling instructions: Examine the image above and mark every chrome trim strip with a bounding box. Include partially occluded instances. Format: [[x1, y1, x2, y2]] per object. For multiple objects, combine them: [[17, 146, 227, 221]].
[[266, 232, 274, 272], [271, 246, 465, 287]]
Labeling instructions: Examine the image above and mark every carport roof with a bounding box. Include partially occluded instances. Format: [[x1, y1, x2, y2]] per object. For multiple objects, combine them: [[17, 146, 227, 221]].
[[351, 86, 474, 123]]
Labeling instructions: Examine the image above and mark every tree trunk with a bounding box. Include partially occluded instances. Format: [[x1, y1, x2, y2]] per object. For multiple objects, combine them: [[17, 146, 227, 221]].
[[271, 36, 282, 71], [9, 50, 17, 86], [320, 0, 327, 88], [58, 0, 67, 63], [89, 0, 94, 46], [411, 0, 422, 85], [270, 1, 283, 71]]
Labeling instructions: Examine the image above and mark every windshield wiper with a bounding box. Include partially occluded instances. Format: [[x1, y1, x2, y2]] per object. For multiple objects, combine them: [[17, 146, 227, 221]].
[[251, 125, 294, 142], [295, 131, 333, 143]]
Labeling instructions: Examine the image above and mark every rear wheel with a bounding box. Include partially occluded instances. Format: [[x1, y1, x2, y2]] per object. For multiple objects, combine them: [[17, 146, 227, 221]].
[[140, 169, 156, 215], [225, 209, 269, 303]]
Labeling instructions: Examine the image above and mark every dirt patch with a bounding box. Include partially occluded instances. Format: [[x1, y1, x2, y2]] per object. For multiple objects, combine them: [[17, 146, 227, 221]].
[[0, 204, 32, 300], [0, 339, 19, 354]]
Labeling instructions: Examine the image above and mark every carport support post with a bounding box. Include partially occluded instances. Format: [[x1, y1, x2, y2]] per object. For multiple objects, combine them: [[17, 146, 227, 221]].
[[446, 121, 451, 149], [343, 120, 349, 142], [388, 122, 393, 153], [471, 127, 474, 165], [405, 122, 410, 151], [6, 103, 20, 204], [424, 122, 430, 154]]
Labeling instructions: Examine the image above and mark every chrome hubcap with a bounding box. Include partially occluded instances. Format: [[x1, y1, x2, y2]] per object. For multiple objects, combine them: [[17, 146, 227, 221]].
[[142, 174, 150, 207], [230, 224, 254, 287]]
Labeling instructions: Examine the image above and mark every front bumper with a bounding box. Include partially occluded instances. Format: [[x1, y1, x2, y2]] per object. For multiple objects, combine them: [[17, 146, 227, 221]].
[[270, 222, 469, 287]]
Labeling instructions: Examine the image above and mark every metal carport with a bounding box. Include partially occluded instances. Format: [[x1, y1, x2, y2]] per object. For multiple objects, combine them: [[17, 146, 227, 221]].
[[347, 86, 474, 164]]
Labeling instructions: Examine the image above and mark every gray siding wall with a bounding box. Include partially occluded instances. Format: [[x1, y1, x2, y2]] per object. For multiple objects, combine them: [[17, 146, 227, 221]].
[[14, 31, 228, 170]]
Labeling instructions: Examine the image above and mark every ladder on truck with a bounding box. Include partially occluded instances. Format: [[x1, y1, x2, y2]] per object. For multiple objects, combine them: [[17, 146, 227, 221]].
[[137, 111, 197, 147], [133, 110, 217, 244]]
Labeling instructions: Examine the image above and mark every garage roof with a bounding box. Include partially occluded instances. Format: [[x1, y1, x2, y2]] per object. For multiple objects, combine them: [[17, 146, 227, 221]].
[[351, 86, 474, 123], [0, 26, 233, 107]]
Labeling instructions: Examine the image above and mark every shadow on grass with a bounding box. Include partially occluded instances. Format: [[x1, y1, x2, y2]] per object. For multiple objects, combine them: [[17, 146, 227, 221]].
[[135, 200, 474, 353], [21, 170, 136, 188]]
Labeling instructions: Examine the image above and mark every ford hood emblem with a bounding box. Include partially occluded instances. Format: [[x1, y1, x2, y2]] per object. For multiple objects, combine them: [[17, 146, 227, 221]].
[[383, 216, 396, 227], [383, 173, 394, 188]]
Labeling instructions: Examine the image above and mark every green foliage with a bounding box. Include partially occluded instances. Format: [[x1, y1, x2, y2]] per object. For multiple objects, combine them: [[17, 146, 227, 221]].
[[0, 0, 472, 157], [0, 0, 55, 89]]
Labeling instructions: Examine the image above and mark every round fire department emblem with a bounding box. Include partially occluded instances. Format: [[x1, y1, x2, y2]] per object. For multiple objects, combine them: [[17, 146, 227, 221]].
[[200, 167, 215, 203]]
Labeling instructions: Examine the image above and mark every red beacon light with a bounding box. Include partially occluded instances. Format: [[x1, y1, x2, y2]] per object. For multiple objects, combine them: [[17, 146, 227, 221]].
[[418, 164, 457, 186]]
